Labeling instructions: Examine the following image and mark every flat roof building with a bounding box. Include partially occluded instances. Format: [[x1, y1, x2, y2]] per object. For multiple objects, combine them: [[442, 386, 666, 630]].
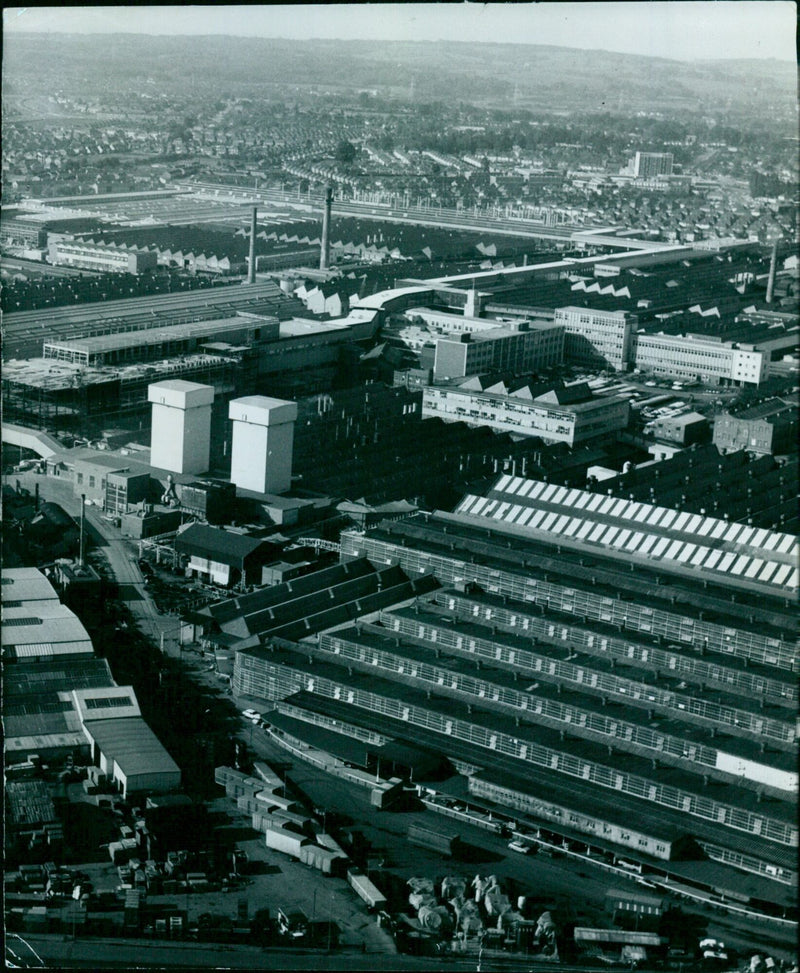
[[48, 239, 158, 275], [2, 279, 302, 361], [633, 333, 768, 387], [433, 320, 564, 381], [555, 307, 637, 372], [713, 398, 799, 455], [422, 380, 630, 446], [632, 151, 674, 179], [43, 314, 279, 367]]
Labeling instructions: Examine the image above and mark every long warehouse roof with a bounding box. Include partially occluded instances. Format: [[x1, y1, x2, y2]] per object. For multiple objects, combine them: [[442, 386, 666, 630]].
[[451, 474, 799, 596], [44, 314, 269, 356], [82, 716, 180, 779]]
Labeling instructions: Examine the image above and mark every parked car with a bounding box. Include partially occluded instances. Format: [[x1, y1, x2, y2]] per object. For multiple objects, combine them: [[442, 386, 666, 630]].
[[508, 839, 533, 855]]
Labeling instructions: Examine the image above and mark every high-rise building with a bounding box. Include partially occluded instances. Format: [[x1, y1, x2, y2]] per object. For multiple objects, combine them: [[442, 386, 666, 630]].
[[229, 395, 297, 495], [632, 151, 673, 179], [148, 379, 214, 475]]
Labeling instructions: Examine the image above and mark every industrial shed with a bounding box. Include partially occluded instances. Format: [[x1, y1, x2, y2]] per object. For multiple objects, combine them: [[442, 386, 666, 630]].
[[81, 717, 181, 798], [175, 523, 280, 587], [2, 602, 94, 663]]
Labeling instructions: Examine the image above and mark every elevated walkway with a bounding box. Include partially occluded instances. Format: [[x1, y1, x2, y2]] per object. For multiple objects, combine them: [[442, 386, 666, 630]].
[[1, 423, 64, 459]]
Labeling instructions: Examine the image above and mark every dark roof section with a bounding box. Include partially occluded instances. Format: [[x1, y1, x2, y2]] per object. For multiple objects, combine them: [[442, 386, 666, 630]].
[[602, 446, 798, 534], [175, 524, 278, 569], [251, 657, 795, 871], [3, 658, 115, 697], [266, 707, 373, 767], [198, 557, 439, 646], [737, 397, 798, 422]]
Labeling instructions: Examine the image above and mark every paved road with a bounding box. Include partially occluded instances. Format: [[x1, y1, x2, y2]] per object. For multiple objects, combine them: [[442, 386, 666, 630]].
[[11, 934, 483, 971], [232, 709, 611, 920], [5, 472, 180, 652]]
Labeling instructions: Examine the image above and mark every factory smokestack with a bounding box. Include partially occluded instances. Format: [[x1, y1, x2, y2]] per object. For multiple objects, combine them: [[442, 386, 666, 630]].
[[766, 242, 777, 304], [247, 205, 257, 284], [320, 183, 333, 270]]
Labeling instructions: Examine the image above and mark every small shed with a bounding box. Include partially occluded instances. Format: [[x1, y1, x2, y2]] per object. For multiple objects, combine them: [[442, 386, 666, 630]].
[[175, 523, 280, 587]]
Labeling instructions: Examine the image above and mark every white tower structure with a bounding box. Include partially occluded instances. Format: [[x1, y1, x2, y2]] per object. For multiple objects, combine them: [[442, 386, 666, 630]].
[[148, 379, 214, 474], [228, 395, 298, 495]]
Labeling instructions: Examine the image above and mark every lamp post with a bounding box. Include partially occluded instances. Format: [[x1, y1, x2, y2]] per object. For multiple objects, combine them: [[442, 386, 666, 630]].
[[159, 622, 186, 658]]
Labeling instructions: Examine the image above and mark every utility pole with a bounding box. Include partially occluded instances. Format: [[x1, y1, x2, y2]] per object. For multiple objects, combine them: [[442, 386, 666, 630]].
[[78, 494, 86, 567]]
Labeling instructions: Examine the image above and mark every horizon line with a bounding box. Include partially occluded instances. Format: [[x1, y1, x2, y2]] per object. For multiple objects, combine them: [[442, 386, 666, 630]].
[[3, 30, 797, 65]]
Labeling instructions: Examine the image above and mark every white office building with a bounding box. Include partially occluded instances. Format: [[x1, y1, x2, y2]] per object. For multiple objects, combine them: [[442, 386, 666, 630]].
[[422, 380, 630, 446], [433, 320, 564, 381], [633, 333, 768, 387], [554, 307, 637, 372]]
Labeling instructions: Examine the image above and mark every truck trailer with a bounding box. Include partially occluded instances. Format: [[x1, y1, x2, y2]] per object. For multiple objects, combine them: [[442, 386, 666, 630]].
[[347, 868, 388, 912], [408, 822, 461, 857]]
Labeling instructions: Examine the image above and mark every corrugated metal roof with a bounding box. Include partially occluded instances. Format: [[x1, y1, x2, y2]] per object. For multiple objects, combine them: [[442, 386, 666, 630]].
[[3, 658, 114, 697], [1, 604, 92, 650], [453, 475, 799, 595], [8, 641, 94, 658], [5, 730, 88, 752], [82, 717, 180, 779], [1, 569, 60, 605]]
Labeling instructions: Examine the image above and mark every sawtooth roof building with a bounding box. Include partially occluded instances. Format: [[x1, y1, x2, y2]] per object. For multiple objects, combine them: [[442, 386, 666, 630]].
[[232, 476, 797, 915]]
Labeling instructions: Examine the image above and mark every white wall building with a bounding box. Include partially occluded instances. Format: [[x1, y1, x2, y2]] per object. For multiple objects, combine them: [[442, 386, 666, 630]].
[[632, 333, 768, 386], [422, 380, 630, 446], [405, 307, 500, 335], [148, 379, 214, 475], [554, 306, 768, 387], [433, 321, 564, 381], [632, 152, 673, 179], [554, 307, 637, 372], [229, 395, 298, 495], [48, 239, 157, 274]]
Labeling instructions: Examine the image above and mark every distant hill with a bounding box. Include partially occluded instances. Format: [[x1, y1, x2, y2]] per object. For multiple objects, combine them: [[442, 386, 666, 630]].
[[3, 33, 796, 119]]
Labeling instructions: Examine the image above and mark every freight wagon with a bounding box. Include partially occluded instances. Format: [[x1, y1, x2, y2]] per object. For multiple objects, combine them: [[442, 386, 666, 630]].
[[407, 822, 462, 857]]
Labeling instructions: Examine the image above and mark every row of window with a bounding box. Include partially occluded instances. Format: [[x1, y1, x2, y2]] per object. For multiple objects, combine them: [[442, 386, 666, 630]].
[[354, 535, 797, 675], [239, 651, 794, 844]]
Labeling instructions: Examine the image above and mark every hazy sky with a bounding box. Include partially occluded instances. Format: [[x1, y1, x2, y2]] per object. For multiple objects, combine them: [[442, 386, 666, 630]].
[[4, 3, 796, 62]]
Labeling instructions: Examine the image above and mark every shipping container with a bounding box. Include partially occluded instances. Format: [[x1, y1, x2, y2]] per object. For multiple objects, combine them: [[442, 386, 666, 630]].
[[255, 788, 303, 815], [317, 833, 348, 858], [264, 809, 311, 833], [347, 868, 388, 911], [265, 825, 310, 859], [300, 844, 346, 876], [252, 761, 283, 790], [408, 822, 461, 857]]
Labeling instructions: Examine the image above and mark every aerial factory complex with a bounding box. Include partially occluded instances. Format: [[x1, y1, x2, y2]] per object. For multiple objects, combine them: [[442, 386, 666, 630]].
[[2, 13, 798, 972]]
